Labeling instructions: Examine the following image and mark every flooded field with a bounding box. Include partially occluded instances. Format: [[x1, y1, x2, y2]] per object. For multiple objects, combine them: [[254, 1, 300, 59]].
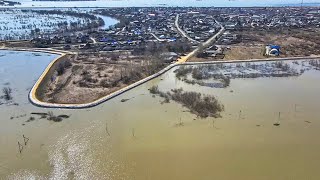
[[0, 9, 116, 40], [1, 51, 320, 179], [0, 9, 89, 40]]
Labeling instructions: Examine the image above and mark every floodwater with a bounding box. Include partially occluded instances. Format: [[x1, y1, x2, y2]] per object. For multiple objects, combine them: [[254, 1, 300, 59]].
[[0, 9, 92, 40], [95, 14, 119, 29], [0, 9, 117, 40], [1, 51, 320, 179]]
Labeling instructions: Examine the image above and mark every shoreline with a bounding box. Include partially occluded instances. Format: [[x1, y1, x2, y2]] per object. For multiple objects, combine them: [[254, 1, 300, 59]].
[[1, 49, 320, 109]]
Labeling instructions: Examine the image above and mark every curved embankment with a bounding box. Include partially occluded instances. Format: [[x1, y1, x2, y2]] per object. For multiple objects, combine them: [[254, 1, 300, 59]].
[[27, 48, 320, 109]]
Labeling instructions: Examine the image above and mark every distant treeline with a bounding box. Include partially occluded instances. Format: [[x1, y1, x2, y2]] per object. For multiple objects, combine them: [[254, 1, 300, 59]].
[[26, 9, 101, 21]]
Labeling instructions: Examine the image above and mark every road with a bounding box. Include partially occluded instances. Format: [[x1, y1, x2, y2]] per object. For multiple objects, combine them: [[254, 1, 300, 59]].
[[150, 33, 165, 42], [90, 37, 97, 44], [175, 14, 200, 44], [176, 17, 225, 63]]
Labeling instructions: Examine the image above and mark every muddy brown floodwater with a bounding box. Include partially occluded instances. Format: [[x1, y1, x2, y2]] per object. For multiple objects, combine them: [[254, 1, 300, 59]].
[[1, 50, 320, 180]]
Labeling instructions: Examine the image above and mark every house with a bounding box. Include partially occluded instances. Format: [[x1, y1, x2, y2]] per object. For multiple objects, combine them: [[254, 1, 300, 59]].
[[265, 45, 280, 56], [63, 45, 71, 50]]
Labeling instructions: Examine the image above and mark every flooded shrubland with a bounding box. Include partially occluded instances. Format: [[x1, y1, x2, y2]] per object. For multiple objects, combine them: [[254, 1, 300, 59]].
[[309, 59, 320, 70], [174, 60, 319, 88], [149, 86, 224, 118]]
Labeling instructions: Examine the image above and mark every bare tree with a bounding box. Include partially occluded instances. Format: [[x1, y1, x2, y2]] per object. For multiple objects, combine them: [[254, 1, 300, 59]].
[[2, 87, 12, 101]]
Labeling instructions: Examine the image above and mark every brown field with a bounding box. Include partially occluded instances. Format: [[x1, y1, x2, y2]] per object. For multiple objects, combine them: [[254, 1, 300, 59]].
[[223, 44, 265, 60], [190, 28, 320, 61], [227, 28, 320, 59], [41, 52, 166, 104]]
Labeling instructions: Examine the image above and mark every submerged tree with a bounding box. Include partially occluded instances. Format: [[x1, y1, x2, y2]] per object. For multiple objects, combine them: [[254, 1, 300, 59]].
[[2, 87, 12, 101], [149, 87, 224, 118]]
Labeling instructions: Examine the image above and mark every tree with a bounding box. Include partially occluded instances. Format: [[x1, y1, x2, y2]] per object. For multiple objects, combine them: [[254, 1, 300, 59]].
[[2, 87, 12, 101], [35, 28, 41, 34], [57, 63, 65, 76]]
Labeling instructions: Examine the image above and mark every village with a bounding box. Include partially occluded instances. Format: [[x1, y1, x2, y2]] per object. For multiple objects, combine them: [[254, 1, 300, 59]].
[[3, 7, 318, 60]]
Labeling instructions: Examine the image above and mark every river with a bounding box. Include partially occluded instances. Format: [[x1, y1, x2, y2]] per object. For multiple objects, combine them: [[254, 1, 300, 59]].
[[1, 51, 320, 179], [95, 14, 119, 30]]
